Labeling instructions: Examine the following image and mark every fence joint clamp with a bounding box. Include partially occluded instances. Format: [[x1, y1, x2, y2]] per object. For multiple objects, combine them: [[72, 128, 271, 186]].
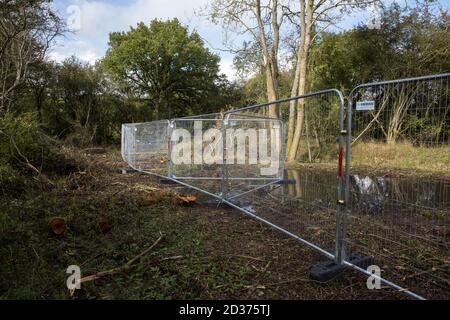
[[340, 130, 348, 135], [337, 200, 345, 206]]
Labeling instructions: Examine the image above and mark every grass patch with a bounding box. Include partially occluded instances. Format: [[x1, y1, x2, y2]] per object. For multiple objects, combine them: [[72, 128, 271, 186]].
[[351, 141, 450, 178], [288, 141, 450, 180]]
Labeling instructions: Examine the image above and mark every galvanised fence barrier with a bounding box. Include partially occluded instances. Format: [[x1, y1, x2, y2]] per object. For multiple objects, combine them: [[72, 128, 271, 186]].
[[122, 89, 347, 263], [344, 73, 450, 299], [221, 90, 347, 265], [121, 73, 450, 300], [122, 120, 170, 176]]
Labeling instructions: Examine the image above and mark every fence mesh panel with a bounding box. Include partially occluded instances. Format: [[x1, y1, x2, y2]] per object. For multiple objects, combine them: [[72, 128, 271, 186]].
[[121, 90, 345, 261], [168, 114, 224, 196], [121, 121, 170, 176], [222, 114, 284, 198], [346, 74, 450, 299], [225, 91, 345, 258]]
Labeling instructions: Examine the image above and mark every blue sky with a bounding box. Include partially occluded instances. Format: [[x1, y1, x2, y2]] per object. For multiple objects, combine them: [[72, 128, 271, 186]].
[[50, 0, 450, 80]]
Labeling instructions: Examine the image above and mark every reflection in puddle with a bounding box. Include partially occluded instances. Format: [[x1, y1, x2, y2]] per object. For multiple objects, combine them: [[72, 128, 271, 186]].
[[284, 169, 450, 213]]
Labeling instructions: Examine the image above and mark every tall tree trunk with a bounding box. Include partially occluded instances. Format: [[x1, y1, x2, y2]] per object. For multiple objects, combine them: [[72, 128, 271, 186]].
[[287, 0, 313, 162], [255, 0, 279, 119], [286, 55, 301, 155], [265, 64, 278, 118]]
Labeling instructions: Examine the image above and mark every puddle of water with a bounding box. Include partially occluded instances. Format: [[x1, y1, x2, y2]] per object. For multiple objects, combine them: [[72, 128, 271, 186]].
[[284, 169, 450, 212]]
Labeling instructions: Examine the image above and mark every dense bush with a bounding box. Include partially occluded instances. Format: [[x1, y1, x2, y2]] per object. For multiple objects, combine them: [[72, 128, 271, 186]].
[[0, 113, 73, 197], [0, 163, 26, 197]]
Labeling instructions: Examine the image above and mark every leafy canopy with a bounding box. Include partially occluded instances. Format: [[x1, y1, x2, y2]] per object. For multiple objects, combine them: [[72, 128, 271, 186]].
[[102, 18, 221, 119]]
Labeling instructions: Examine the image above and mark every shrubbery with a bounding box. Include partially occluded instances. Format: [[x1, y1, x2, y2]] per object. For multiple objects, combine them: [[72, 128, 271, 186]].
[[0, 113, 73, 197], [0, 163, 26, 197]]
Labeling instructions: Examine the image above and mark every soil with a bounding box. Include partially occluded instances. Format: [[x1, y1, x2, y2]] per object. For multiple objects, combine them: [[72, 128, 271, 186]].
[[0, 149, 411, 300]]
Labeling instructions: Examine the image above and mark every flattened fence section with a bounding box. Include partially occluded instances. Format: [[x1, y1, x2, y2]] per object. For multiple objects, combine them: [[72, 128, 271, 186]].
[[345, 73, 450, 299]]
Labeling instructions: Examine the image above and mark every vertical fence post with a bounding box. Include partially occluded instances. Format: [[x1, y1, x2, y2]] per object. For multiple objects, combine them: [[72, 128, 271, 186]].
[[121, 124, 125, 161], [335, 91, 346, 264], [132, 125, 137, 169], [221, 113, 228, 200], [341, 95, 353, 266], [167, 120, 174, 179], [280, 120, 287, 182]]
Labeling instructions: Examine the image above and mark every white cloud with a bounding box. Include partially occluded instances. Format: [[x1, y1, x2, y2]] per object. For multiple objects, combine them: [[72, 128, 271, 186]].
[[51, 0, 236, 76], [48, 50, 67, 63], [219, 59, 237, 81], [78, 48, 101, 63]]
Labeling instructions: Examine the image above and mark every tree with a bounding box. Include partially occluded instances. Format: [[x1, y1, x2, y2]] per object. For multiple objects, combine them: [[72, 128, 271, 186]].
[[101, 19, 221, 120], [207, 0, 286, 118], [26, 60, 57, 120], [52, 57, 104, 145], [286, 0, 378, 161], [308, 1, 450, 92], [308, 1, 450, 145], [206, 0, 377, 159], [0, 0, 63, 114]]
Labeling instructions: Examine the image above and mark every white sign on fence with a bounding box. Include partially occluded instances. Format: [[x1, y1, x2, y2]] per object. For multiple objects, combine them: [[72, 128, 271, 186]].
[[356, 100, 376, 111]]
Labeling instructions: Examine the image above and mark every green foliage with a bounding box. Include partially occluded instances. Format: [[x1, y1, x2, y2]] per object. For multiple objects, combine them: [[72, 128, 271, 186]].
[[0, 163, 26, 197], [0, 113, 65, 173], [308, 2, 450, 93], [22, 57, 147, 146], [102, 18, 222, 119], [52, 57, 104, 145], [0, 113, 72, 197], [241, 71, 293, 106]]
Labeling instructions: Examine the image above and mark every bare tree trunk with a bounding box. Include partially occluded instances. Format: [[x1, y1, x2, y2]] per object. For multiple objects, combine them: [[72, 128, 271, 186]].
[[255, 0, 279, 119], [286, 57, 301, 155], [265, 64, 278, 118], [305, 108, 312, 162], [0, 1, 62, 115], [287, 0, 313, 162], [387, 84, 418, 144]]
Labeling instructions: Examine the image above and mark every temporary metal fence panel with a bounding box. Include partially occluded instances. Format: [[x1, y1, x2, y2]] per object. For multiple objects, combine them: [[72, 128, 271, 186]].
[[168, 114, 225, 196], [120, 76, 450, 299], [121, 120, 170, 176], [121, 89, 346, 265], [223, 90, 346, 262], [345, 73, 450, 299], [222, 115, 285, 199]]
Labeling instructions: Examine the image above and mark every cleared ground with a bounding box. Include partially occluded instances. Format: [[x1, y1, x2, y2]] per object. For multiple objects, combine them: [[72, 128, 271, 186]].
[[0, 149, 407, 299]]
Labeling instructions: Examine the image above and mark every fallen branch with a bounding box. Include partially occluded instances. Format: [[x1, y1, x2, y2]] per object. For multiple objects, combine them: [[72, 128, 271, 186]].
[[79, 233, 164, 285], [246, 261, 272, 298], [230, 254, 266, 262], [160, 255, 184, 261], [9, 134, 55, 186]]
